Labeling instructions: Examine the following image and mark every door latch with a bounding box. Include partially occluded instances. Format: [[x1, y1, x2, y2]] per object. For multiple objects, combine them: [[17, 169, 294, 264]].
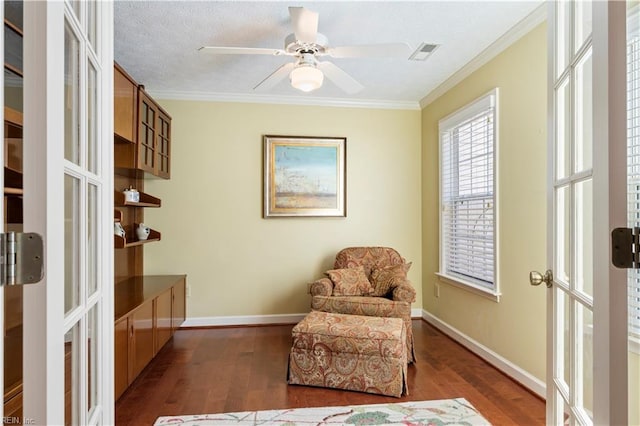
[[0, 232, 44, 286]]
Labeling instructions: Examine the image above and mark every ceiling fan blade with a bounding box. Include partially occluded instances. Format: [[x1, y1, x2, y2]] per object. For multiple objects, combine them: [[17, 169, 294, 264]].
[[253, 62, 295, 91], [317, 62, 364, 95], [327, 43, 411, 59], [289, 7, 318, 44], [198, 46, 286, 56]]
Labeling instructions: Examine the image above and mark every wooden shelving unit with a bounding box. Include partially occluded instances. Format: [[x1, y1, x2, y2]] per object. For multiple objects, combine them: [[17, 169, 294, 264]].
[[113, 62, 181, 402], [4, 167, 23, 196], [114, 189, 161, 208], [114, 228, 161, 249]]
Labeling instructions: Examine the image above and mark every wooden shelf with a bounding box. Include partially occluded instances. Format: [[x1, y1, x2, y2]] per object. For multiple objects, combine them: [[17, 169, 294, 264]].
[[4, 187, 23, 196], [114, 189, 161, 208], [114, 228, 161, 249], [114, 209, 123, 222], [4, 167, 22, 196], [114, 133, 135, 145]]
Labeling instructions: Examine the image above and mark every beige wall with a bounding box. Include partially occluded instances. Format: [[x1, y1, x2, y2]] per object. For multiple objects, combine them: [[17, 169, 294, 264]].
[[421, 23, 548, 380], [144, 101, 422, 318]]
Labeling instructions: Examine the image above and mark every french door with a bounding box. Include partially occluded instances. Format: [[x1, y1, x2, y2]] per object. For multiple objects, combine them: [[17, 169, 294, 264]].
[[546, 1, 630, 425], [0, 1, 114, 425]]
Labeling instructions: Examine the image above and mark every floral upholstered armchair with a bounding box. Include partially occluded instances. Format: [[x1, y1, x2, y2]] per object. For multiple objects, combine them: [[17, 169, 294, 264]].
[[309, 247, 417, 363]]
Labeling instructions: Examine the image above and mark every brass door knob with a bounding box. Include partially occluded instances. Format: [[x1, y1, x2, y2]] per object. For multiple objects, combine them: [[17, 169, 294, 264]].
[[529, 270, 553, 288]]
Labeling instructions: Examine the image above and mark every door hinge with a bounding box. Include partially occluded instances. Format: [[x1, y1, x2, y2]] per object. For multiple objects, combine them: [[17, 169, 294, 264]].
[[612, 227, 640, 269], [0, 232, 44, 286]]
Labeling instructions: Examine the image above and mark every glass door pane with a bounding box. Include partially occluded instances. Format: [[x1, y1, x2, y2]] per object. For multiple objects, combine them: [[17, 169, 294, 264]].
[[4, 2, 24, 421], [64, 174, 80, 315], [557, 78, 571, 180], [574, 179, 593, 298], [574, 49, 593, 173], [64, 22, 80, 165], [627, 2, 640, 424], [574, 0, 592, 53]]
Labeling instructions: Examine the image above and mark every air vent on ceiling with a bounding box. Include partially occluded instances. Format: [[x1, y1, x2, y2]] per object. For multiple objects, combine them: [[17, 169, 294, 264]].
[[409, 43, 439, 61]]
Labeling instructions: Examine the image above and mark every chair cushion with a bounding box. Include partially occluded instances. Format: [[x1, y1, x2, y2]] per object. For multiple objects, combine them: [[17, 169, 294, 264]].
[[292, 311, 405, 358], [334, 247, 405, 278], [326, 266, 373, 296], [311, 295, 411, 319], [369, 262, 412, 297]]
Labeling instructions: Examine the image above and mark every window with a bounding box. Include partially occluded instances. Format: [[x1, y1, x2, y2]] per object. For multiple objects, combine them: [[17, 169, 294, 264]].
[[627, 10, 640, 340], [439, 89, 498, 296]]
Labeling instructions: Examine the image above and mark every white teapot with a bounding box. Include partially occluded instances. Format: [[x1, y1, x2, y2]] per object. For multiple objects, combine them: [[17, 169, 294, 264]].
[[114, 222, 126, 238], [136, 223, 151, 240]]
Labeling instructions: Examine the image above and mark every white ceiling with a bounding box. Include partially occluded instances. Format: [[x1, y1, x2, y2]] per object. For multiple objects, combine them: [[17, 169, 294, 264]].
[[114, 1, 544, 108]]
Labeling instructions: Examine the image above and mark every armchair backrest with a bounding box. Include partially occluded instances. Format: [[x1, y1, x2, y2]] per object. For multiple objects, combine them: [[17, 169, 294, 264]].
[[334, 247, 405, 278]]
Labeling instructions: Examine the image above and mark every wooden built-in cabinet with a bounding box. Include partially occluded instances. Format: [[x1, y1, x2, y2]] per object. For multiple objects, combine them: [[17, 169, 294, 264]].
[[114, 62, 182, 401], [114, 64, 171, 179], [172, 280, 186, 332], [114, 317, 130, 401], [114, 63, 138, 144], [155, 289, 173, 353], [114, 275, 186, 401], [130, 300, 154, 381], [136, 87, 171, 178], [156, 108, 171, 179]]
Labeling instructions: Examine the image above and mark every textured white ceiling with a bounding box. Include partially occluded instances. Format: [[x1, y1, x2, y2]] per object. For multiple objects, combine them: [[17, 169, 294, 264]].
[[114, 1, 543, 107]]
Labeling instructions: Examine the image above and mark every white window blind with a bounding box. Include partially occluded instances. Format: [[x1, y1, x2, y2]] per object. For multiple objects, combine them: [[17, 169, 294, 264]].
[[440, 90, 497, 290], [627, 22, 640, 338]]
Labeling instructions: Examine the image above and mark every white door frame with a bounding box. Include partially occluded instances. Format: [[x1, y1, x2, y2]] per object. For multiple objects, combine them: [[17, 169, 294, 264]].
[[21, 2, 114, 424], [22, 1, 66, 422], [591, 1, 628, 424]]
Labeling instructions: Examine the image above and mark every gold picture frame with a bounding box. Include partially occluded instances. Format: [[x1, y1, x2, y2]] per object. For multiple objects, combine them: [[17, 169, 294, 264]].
[[263, 135, 346, 218]]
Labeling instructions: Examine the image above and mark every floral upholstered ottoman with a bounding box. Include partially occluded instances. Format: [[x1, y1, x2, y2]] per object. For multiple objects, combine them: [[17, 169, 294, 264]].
[[287, 311, 408, 397]]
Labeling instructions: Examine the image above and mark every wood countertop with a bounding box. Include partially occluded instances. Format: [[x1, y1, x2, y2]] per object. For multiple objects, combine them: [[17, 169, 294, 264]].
[[114, 275, 186, 321]]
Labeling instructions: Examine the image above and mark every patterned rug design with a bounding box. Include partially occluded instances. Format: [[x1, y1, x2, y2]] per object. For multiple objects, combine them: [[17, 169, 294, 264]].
[[154, 397, 491, 425]]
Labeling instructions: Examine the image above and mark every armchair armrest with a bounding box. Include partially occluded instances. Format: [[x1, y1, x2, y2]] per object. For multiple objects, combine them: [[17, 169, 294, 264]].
[[309, 277, 333, 296], [392, 281, 416, 303]]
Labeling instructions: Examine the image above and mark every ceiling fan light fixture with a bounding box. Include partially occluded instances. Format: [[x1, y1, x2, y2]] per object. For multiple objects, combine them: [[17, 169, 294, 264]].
[[289, 64, 323, 92]]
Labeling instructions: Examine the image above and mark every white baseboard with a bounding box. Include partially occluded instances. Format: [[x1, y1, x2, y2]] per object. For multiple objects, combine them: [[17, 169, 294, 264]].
[[183, 308, 425, 328], [422, 310, 546, 399], [181, 313, 307, 328]]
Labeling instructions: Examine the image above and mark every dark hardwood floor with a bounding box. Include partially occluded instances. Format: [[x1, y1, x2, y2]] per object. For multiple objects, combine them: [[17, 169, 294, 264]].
[[115, 320, 545, 425]]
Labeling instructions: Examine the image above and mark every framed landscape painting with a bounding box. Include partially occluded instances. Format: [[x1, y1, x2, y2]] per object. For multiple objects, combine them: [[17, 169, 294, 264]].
[[263, 135, 346, 218]]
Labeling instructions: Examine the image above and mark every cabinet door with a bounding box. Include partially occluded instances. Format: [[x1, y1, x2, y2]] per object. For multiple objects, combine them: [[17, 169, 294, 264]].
[[172, 279, 186, 332], [114, 64, 137, 144], [156, 110, 170, 179], [130, 301, 154, 382], [155, 289, 172, 353], [137, 89, 156, 174], [114, 317, 129, 400]]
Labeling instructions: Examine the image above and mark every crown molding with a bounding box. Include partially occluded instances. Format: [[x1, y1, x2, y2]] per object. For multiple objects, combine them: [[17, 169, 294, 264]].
[[148, 89, 421, 111], [419, 3, 547, 109]]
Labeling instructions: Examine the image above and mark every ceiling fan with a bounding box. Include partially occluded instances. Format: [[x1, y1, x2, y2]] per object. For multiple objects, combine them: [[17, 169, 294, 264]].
[[198, 6, 411, 94]]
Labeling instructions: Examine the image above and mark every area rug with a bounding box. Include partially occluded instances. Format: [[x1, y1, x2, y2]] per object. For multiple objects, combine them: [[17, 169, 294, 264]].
[[154, 397, 491, 425]]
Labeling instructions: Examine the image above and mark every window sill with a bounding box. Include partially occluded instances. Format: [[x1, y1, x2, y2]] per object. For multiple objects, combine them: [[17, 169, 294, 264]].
[[630, 335, 640, 355], [436, 272, 501, 302]]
